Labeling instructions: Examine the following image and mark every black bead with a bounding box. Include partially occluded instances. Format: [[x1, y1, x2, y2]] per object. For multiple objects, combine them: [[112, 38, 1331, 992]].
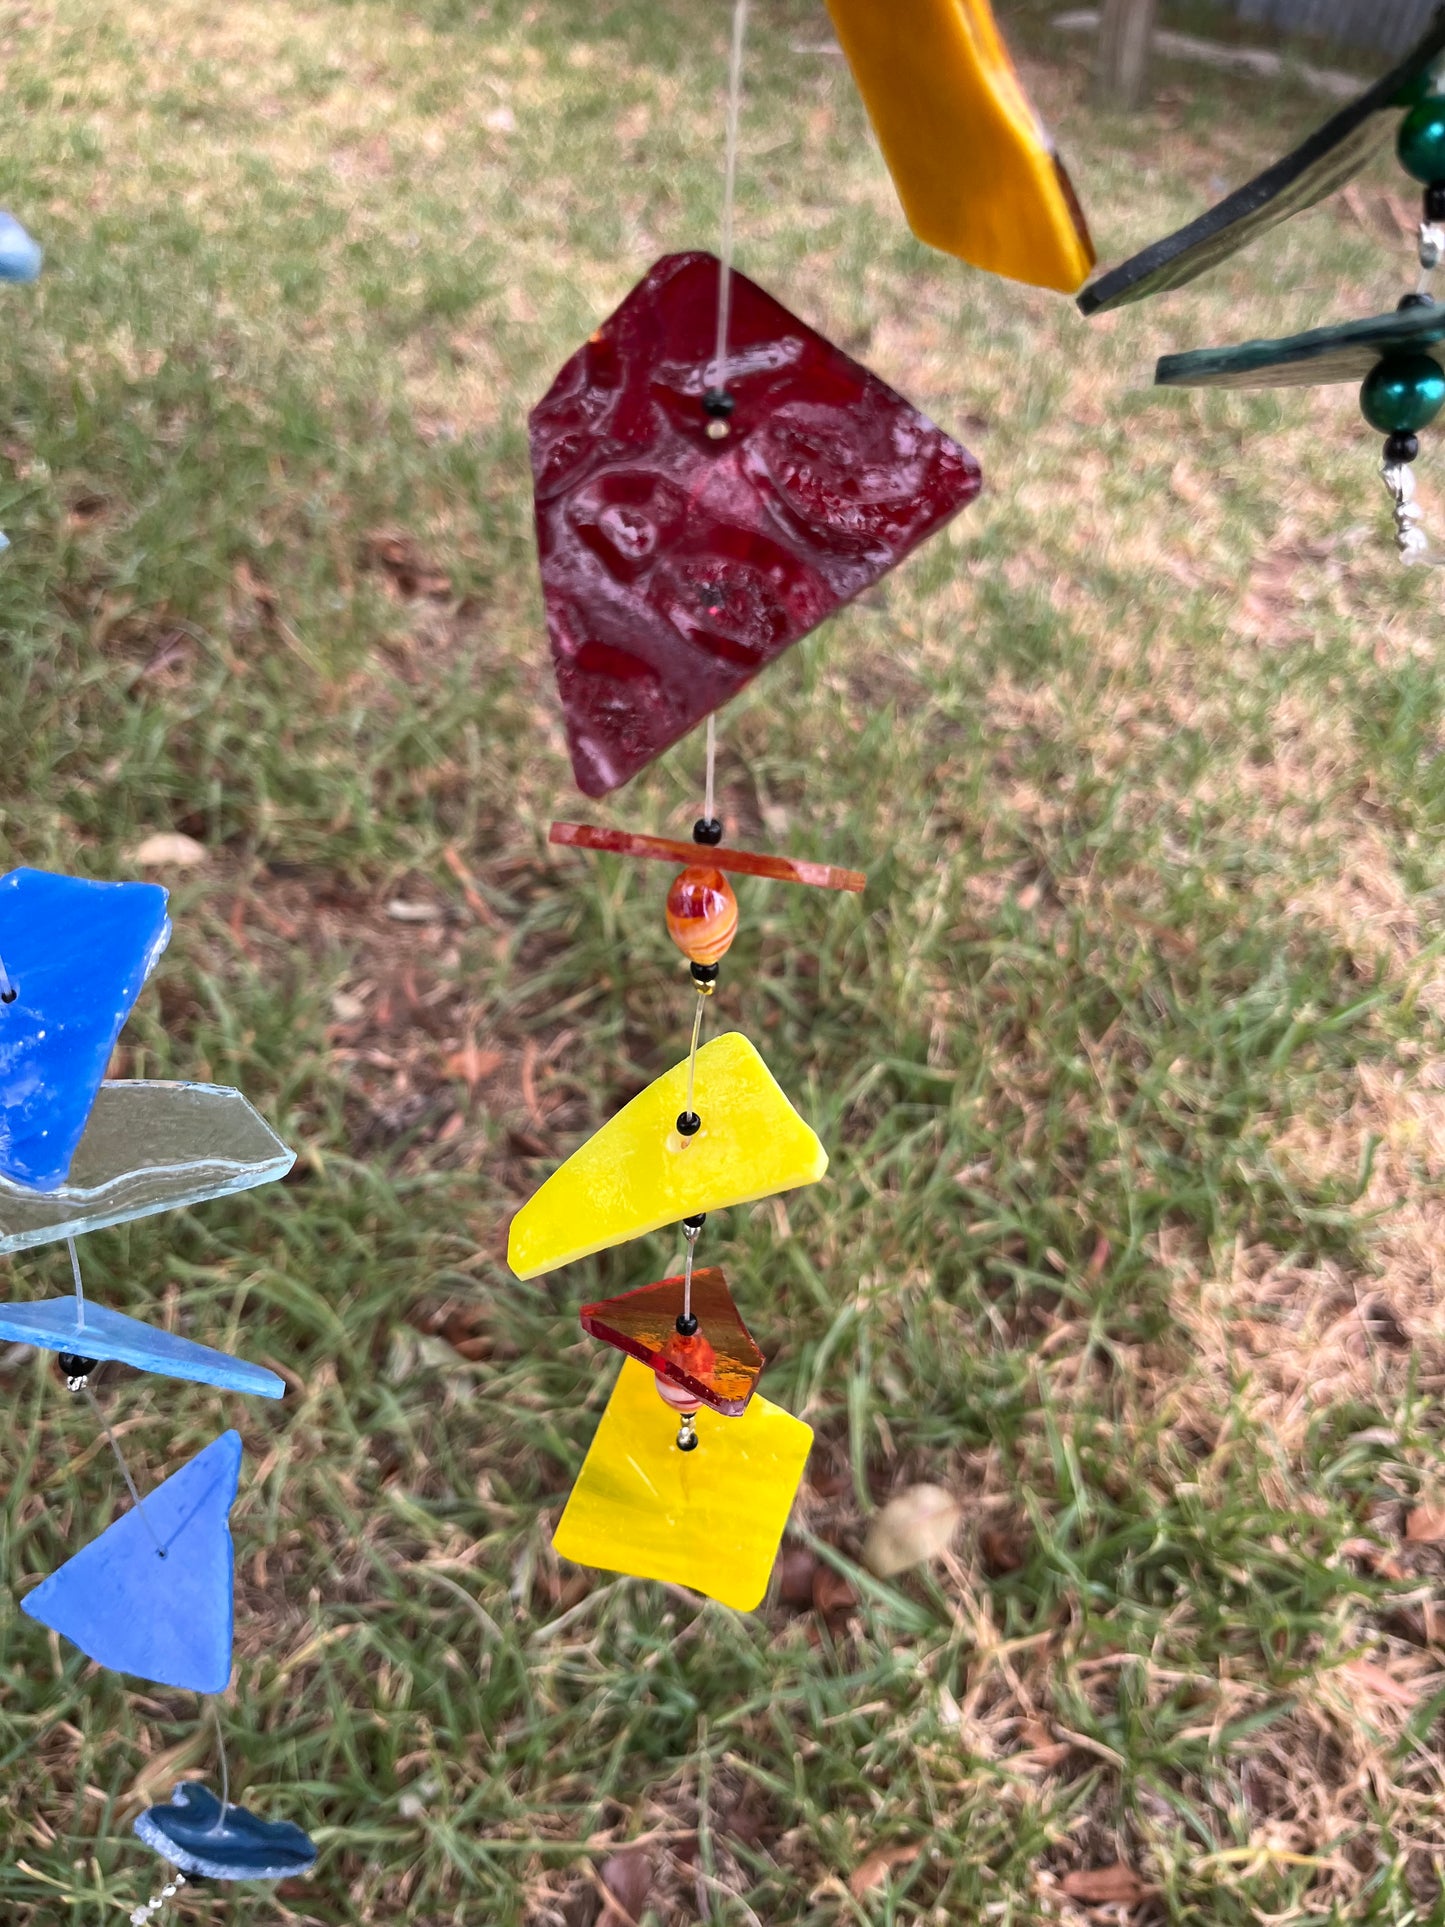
[[1399, 291, 1436, 310], [0, 987, 15, 1005], [676, 1111, 702, 1137], [57, 1352, 99, 1381], [1427, 181, 1445, 222], [677, 1429, 700, 1452], [702, 389, 735, 420], [675, 1311, 700, 1337], [1385, 430, 1421, 463], [683, 1213, 707, 1231], [690, 960, 719, 989], [693, 816, 723, 846]]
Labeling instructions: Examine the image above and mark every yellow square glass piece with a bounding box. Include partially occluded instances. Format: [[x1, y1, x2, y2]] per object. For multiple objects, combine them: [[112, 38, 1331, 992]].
[[823, 0, 1096, 294], [507, 1032, 827, 1280], [553, 1357, 814, 1612]]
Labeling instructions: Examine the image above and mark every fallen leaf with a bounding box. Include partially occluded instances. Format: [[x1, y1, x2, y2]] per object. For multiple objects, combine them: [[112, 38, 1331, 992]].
[[773, 1542, 820, 1611], [863, 1484, 960, 1578], [597, 1847, 651, 1926], [128, 832, 208, 869], [848, 1843, 920, 1897], [1338, 1658, 1430, 1708], [1061, 1863, 1148, 1905], [443, 1041, 503, 1091], [1407, 1505, 1445, 1544]]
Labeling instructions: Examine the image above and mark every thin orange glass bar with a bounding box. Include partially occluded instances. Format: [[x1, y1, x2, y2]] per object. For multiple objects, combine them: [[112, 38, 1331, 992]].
[[550, 822, 866, 895]]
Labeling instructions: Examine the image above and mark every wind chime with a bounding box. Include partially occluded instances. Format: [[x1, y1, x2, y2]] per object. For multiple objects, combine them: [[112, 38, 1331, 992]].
[[0, 869, 316, 1920], [510, 0, 1096, 1611], [1077, 10, 1445, 566]]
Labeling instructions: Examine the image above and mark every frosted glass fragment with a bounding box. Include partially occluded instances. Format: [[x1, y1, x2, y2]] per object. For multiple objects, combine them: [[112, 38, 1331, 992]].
[[553, 1356, 812, 1611], [507, 1033, 826, 1280], [22, 1431, 240, 1692], [0, 1297, 283, 1398], [0, 869, 171, 1191], [0, 1081, 295, 1255], [135, 1784, 318, 1882], [823, 0, 1094, 292]]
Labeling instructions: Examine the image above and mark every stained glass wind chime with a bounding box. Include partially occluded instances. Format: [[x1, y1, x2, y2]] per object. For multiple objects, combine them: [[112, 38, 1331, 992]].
[[0, 871, 316, 1920], [510, 0, 1096, 1611], [1078, 8, 1445, 566]]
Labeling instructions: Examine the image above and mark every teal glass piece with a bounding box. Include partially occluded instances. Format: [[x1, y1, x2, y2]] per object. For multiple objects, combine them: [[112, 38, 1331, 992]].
[[0, 212, 41, 283], [0, 1081, 294, 1256], [0, 869, 171, 1191], [136, 1784, 317, 1882], [0, 1297, 283, 1398], [1361, 353, 1445, 432], [22, 1431, 240, 1692], [1156, 305, 1445, 393], [1398, 100, 1445, 183]]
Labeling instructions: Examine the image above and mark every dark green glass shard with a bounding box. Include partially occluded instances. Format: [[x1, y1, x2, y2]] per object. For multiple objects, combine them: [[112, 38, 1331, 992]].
[[1079, 10, 1445, 318], [1156, 305, 1445, 392]]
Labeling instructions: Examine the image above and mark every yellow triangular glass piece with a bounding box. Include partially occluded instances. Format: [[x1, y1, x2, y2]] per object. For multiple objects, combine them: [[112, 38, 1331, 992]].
[[823, 0, 1096, 294], [553, 1357, 813, 1612], [507, 1032, 827, 1280]]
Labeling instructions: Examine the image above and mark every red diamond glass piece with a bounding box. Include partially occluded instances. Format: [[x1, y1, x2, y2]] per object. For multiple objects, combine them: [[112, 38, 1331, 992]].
[[579, 1266, 765, 1416], [530, 252, 983, 797]]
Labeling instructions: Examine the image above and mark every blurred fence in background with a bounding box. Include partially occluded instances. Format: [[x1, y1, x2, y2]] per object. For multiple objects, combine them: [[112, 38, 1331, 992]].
[[1214, 0, 1437, 56]]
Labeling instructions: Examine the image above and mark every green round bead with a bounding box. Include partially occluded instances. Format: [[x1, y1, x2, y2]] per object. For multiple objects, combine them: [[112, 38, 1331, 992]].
[[1360, 353, 1445, 433], [1397, 100, 1445, 184], [1395, 63, 1445, 110]]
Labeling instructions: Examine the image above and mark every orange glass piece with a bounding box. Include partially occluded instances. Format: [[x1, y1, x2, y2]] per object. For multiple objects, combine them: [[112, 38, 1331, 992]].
[[553, 1356, 813, 1612], [580, 1266, 764, 1416], [665, 868, 738, 966], [550, 822, 866, 894]]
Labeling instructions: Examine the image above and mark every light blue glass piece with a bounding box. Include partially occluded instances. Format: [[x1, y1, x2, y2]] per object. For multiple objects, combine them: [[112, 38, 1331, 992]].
[[0, 1297, 283, 1398], [0, 1081, 294, 1254], [135, 1783, 318, 1882], [0, 869, 171, 1192], [22, 1430, 240, 1692], [0, 212, 41, 283], [0, 533, 9, 553]]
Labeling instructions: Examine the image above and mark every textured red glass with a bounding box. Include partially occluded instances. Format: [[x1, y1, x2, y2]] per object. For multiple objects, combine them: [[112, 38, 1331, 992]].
[[579, 1266, 764, 1416], [549, 821, 867, 893], [530, 252, 982, 797]]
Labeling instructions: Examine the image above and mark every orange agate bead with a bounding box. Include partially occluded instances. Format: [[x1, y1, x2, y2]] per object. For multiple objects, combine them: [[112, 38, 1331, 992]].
[[665, 867, 738, 966]]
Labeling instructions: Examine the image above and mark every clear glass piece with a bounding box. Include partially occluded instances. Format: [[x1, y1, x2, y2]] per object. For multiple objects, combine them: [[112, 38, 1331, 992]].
[[0, 1081, 295, 1255]]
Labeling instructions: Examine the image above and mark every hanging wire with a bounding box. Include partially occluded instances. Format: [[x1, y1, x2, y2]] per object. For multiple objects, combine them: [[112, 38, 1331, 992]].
[[67, 1236, 86, 1332], [85, 1387, 166, 1559], [703, 713, 717, 828], [682, 1217, 703, 1328], [210, 1699, 231, 1832], [710, 0, 750, 398], [0, 947, 15, 1004], [683, 985, 707, 1126]]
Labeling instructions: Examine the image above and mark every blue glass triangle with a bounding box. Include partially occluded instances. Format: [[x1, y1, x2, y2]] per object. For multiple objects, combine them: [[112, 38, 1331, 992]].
[[0, 212, 41, 283], [135, 1783, 318, 1881], [22, 1431, 240, 1691], [0, 1298, 283, 1398], [0, 869, 171, 1192]]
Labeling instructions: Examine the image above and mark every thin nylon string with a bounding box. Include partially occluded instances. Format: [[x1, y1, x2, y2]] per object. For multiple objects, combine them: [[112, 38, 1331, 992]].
[[710, 0, 749, 395], [210, 1700, 231, 1831], [85, 1388, 166, 1558], [683, 988, 706, 1123], [67, 1236, 86, 1331], [704, 713, 717, 826], [682, 1221, 701, 1326], [0, 948, 14, 1002]]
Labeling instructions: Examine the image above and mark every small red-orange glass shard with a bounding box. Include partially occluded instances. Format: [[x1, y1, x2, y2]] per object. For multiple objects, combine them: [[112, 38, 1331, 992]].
[[550, 822, 866, 895], [665, 867, 738, 966], [579, 1266, 764, 1416]]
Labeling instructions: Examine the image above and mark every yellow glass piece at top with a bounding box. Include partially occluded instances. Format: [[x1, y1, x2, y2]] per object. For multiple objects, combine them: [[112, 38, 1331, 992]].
[[553, 1357, 814, 1612], [823, 0, 1096, 294], [506, 1031, 827, 1280]]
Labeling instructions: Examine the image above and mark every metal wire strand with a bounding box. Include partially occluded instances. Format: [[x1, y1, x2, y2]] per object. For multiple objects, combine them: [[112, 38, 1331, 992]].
[[67, 1236, 86, 1331], [710, 0, 750, 396]]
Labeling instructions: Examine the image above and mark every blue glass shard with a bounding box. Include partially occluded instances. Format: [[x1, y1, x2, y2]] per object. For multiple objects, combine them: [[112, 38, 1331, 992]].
[[22, 1431, 239, 1692], [0, 870, 171, 1192], [0, 1298, 283, 1398], [0, 212, 41, 284], [135, 1783, 318, 1882], [0, 1081, 295, 1255]]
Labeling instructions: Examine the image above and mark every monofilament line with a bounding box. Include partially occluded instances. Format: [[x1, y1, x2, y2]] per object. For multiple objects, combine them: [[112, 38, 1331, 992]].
[[683, 986, 707, 1126], [67, 1236, 86, 1331], [704, 713, 717, 826], [210, 1699, 231, 1831], [710, 0, 750, 398], [85, 1388, 167, 1559], [682, 1217, 702, 1326], [0, 946, 15, 1003]]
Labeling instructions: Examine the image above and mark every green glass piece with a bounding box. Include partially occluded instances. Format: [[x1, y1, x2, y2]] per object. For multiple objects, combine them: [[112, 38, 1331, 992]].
[[1398, 100, 1445, 183], [0, 1081, 294, 1255], [1156, 304, 1445, 393], [1361, 353, 1445, 432]]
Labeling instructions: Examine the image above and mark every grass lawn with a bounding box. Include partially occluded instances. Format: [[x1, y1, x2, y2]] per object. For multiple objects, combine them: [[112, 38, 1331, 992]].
[[2, 0, 1445, 1921]]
